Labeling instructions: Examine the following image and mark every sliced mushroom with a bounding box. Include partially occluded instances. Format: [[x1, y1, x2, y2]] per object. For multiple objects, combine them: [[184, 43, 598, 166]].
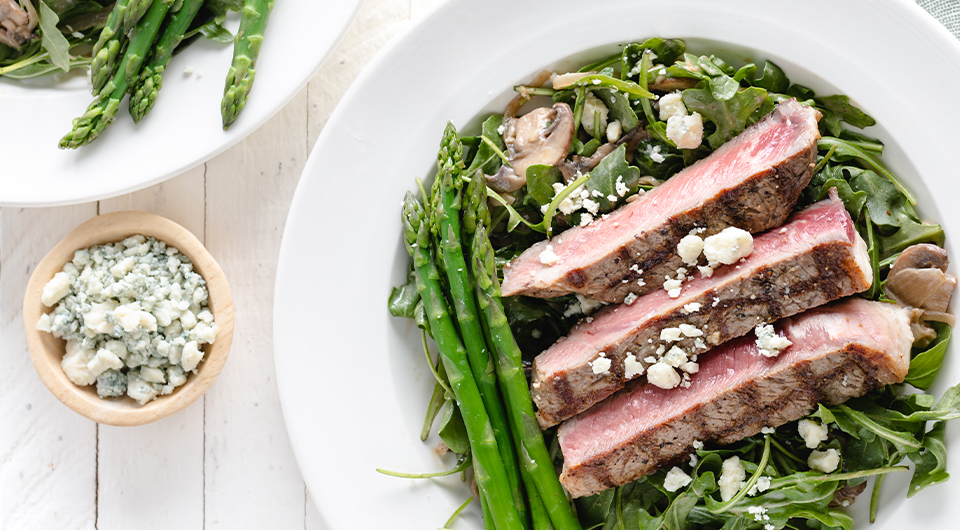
[[558, 123, 648, 183], [486, 103, 575, 193], [649, 77, 699, 92], [885, 244, 956, 312], [0, 0, 38, 50], [885, 244, 957, 347]]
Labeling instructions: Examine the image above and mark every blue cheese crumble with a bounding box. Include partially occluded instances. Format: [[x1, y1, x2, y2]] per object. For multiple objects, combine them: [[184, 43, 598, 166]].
[[36, 236, 218, 405]]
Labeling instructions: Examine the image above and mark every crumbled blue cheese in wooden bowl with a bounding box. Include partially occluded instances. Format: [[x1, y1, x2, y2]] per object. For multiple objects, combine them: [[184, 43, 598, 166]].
[[35, 235, 218, 405]]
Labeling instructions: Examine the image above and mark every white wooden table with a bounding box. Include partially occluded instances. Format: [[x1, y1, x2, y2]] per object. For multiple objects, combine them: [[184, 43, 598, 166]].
[[0, 1, 438, 527]]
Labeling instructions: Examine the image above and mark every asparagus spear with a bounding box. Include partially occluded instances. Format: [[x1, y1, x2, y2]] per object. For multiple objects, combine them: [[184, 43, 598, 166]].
[[129, 0, 204, 123], [402, 193, 525, 530], [466, 182, 582, 530], [59, 0, 172, 149], [432, 124, 530, 528], [462, 174, 557, 530], [221, 0, 274, 129], [89, 0, 131, 94], [123, 0, 153, 34]]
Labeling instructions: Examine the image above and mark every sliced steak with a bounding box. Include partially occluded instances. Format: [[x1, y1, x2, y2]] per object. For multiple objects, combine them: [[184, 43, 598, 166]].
[[532, 191, 872, 427], [558, 298, 913, 498], [502, 98, 821, 303]]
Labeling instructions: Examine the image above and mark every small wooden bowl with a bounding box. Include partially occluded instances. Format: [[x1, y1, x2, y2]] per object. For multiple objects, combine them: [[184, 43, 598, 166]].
[[23, 211, 234, 426]]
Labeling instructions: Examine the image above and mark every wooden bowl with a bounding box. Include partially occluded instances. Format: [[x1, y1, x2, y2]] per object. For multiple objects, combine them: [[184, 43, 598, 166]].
[[23, 211, 234, 426]]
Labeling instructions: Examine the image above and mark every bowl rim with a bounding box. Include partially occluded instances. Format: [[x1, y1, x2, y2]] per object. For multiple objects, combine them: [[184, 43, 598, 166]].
[[23, 210, 234, 426]]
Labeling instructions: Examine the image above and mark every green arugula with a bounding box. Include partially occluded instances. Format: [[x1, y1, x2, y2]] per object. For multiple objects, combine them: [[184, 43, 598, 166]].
[[38, 1, 72, 72], [683, 87, 767, 149]]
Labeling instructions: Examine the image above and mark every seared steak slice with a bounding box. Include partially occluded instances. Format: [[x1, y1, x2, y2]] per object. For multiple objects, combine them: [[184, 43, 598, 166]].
[[558, 299, 913, 498], [532, 192, 872, 427], [501, 99, 821, 303]]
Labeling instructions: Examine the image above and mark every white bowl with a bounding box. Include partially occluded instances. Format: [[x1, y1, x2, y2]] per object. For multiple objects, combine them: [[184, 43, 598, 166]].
[[275, 1, 960, 528]]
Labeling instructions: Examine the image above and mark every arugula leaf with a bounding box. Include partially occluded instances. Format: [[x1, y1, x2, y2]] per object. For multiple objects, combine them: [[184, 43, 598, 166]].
[[197, 20, 234, 43], [525, 164, 563, 206], [817, 137, 915, 205], [908, 422, 950, 497], [205, 0, 244, 16], [582, 144, 641, 213], [752, 61, 790, 92], [577, 138, 602, 157], [662, 472, 715, 530], [0, 55, 90, 78], [388, 268, 420, 318], [732, 63, 756, 83], [437, 399, 469, 454], [878, 211, 945, 257], [837, 404, 922, 451], [860, 214, 882, 299], [906, 323, 952, 390], [620, 38, 686, 80], [847, 169, 902, 228], [38, 1, 72, 72], [634, 140, 684, 181], [501, 296, 569, 358], [683, 87, 767, 149], [466, 115, 506, 175], [816, 95, 877, 130], [592, 87, 639, 131]]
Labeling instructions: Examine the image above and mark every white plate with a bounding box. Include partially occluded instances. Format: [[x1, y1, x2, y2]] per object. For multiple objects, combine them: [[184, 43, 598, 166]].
[[0, 0, 361, 207], [275, 1, 960, 528]]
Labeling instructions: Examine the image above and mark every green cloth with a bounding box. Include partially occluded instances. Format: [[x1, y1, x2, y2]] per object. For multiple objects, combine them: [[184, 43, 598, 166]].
[[918, 0, 960, 39]]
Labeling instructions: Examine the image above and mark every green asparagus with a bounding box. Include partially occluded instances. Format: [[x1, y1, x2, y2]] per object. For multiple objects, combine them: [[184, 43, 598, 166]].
[[129, 0, 205, 123], [89, 0, 131, 94], [402, 193, 525, 530], [123, 0, 153, 34], [432, 124, 530, 528], [462, 173, 558, 530], [467, 184, 582, 530], [59, 0, 172, 149], [221, 0, 274, 129]]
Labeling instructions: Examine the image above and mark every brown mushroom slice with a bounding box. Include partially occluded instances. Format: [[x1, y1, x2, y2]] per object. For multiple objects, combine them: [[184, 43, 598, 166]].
[[889, 243, 950, 274], [486, 103, 575, 193], [885, 244, 957, 313], [649, 77, 699, 92], [0, 0, 38, 49], [884, 243, 957, 346]]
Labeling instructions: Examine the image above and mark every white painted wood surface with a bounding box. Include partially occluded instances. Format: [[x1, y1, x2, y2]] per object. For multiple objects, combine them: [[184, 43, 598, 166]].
[[0, 1, 438, 528]]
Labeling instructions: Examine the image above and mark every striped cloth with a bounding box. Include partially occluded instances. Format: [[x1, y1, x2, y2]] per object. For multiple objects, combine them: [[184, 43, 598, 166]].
[[918, 0, 960, 39]]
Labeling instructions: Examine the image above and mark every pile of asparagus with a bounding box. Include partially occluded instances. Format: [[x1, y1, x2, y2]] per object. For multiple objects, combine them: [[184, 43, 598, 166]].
[[60, 0, 273, 149], [399, 124, 581, 530]]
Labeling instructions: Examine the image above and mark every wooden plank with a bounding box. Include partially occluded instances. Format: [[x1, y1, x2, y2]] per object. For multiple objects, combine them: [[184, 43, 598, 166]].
[[307, 0, 412, 150], [95, 169, 206, 530], [202, 87, 310, 529], [0, 204, 99, 529]]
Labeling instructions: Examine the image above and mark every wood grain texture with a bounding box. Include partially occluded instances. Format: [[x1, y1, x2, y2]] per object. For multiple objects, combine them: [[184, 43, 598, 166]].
[[0, 1, 442, 528], [202, 86, 309, 529], [1, 205, 99, 530], [308, 0, 411, 150]]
